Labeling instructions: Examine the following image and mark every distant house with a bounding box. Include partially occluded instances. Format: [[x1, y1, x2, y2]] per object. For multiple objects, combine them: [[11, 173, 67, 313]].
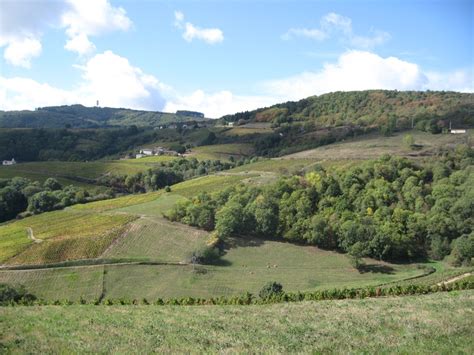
[[2, 158, 16, 166], [135, 153, 145, 159], [228, 122, 234, 127], [451, 129, 466, 134], [140, 149, 154, 156]]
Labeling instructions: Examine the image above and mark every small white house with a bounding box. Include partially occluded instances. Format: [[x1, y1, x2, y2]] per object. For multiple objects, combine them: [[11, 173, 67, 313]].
[[228, 122, 234, 127], [135, 153, 145, 159], [451, 129, 466, 134], [140, 149, 154, 156], [2, 158, 16, 166]]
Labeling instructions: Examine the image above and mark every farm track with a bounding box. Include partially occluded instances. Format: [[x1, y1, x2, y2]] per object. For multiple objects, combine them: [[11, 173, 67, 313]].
[[437, 272, 473, 286], [26, 227, 43, 243]]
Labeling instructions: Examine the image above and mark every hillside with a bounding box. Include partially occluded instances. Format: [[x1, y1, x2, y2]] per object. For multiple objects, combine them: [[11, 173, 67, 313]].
[[222, 90, 474, 156], [0, 105, 207, 129], [1, 291, 473, 353]]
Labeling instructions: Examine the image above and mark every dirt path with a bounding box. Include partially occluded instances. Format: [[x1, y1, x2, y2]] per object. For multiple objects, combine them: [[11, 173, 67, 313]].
[[437, 272, 473, 286], [26, 227, 43, 243]]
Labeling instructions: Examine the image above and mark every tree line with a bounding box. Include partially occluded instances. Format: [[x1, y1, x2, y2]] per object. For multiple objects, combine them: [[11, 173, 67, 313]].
[[166, 149, 473, 265], [0, 177, 112, 222]]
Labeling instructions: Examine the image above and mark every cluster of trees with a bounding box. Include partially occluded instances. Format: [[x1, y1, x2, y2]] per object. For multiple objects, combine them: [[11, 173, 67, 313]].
[[0, 104, 207, 129], [166, 150, 473, 264], [98, 158, 243, 194], [0, 177, 111, 222], [0, 126, 162, 161]]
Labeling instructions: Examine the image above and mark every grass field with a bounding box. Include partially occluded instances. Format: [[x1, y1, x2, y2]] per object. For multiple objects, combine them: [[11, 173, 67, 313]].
[[102, 217, 208, 262], [0, 230, 428, 300], [187, 143, 255, 161], [282, 129, 472, 160], [1, 291, 472, 353]]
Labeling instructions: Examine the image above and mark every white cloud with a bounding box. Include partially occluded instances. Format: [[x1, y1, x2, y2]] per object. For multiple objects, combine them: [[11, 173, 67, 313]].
[[0, 0, 132, 65], [174, 11, 224, 44], [263, 50, 472, 101], [3, 37, 42, 68], [0, 50, 167, 111], [164, 90, 276, 118], [62, 0, 132, 55], [64, 33, 96, 55], [283, 12, 390, 49]]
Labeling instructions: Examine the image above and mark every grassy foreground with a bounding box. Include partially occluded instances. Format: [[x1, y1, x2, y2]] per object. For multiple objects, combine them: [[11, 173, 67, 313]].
[[1, 291, 472, 353]]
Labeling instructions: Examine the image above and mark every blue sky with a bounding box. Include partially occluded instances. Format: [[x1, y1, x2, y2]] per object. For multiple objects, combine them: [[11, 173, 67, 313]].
[[0, 0, 472, 117]]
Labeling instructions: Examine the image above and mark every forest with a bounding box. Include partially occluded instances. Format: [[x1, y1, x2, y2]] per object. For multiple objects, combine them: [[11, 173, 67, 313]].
[[166, 148, 473, 266]]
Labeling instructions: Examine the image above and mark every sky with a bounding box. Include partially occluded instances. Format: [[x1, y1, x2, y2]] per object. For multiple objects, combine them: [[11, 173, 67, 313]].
[[0, 0, 472, 118]]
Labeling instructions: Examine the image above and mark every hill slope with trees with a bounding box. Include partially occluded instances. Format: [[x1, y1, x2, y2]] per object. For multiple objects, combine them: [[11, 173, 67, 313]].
[[0, 105, 206, 129]]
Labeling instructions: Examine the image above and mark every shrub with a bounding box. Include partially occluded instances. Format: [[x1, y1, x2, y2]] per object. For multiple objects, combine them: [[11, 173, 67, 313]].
[[0, 284, 36, 305], [188, 246, 221, 265], [164, 185, 171, 192], [259, 281, 283, 299]]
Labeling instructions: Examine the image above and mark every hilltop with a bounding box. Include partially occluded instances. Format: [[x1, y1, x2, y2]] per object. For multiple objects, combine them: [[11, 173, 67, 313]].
[[222, 90, 474, 156], [0, 105, 207, 129]]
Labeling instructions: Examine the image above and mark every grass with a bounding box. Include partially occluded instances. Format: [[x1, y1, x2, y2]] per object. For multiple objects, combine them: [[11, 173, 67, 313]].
[[282, 129, 473, 160], [0, 266, 104, 301], [0, 224, 31, 263], [1, 291, 472, 353], [170, 174, 254, 198], [113, 193, 187, 216], [102, 217, 208, 262], [0, 233, 427, 300], [188, 143, 255, 161]]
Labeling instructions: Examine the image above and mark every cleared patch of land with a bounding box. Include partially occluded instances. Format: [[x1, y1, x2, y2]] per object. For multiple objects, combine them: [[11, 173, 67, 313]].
[[187, 143, 255, 161], [102, 217, 208, 262], [1, 291, 472, 353], [0, 266, 104, 301], [282, 129, 472, 160]]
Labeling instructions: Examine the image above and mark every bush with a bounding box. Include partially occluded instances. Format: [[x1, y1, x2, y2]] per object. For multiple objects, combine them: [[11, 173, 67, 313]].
[[259, 281, 283, 299], [164, 185, 171, 192], [188, 246, 221, 265], [0, 284, 36, 305]]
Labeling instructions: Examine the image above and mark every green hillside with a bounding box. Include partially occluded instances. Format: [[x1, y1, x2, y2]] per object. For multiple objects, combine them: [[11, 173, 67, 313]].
[[222, 90, 474, 156], [1, 291, 472, 353], [0, 104, 207, 129]]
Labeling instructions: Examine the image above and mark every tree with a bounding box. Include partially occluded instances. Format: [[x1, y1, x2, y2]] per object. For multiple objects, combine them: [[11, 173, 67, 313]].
[[43, 178, 62, 191], [450, 233, 474, 266], [215, 201, 244, 238], [28, 191, 59, 213], [259, 281, 283, 299]]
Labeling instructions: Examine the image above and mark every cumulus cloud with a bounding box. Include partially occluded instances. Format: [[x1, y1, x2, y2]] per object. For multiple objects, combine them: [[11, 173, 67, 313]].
[[0, 0, 132, 66], [174, 11, 224, 44], [283, 12, 390, 49], [164, 90, 276, 118], [3, 37, 42, 68], [0, 50, 167, 111], [62, 0, 132, 55], [263, 50, 472, 101]]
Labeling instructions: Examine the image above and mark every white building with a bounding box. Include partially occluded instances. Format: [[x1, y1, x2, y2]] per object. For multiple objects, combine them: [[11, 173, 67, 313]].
[[135, 153, 145, 159], [140, 149, 154, 156], [2, 158, 16, 166], [451, 129, 466, 134]]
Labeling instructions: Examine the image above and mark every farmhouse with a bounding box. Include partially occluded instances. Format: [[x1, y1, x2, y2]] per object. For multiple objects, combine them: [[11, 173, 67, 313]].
[[450, 129, 466, 134], [2, 158, 16, 166], [140, 149, 154, 156]]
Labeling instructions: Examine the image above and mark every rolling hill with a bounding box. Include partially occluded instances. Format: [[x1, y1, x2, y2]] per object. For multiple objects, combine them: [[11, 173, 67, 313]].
[[0, 104, 207, 129]]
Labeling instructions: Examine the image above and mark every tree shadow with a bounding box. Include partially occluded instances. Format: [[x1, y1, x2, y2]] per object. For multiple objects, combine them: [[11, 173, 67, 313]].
[[358, 263, 395, 274], [222, 236, 265, 251]]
